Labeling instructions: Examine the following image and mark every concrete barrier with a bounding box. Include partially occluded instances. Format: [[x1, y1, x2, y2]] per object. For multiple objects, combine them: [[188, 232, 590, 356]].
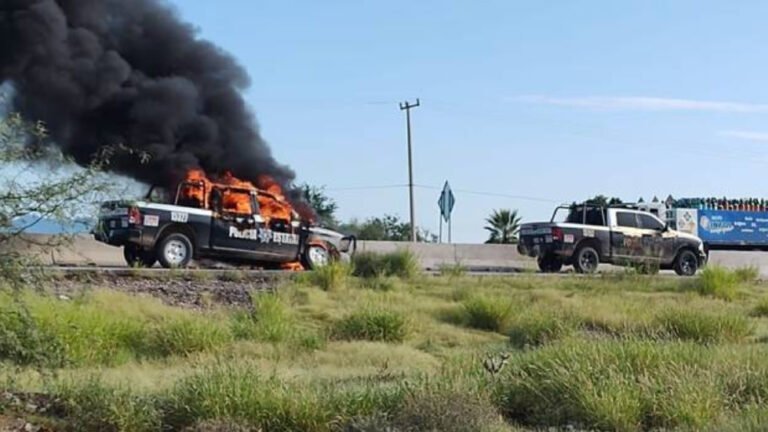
[[6, 235, 768, 275]]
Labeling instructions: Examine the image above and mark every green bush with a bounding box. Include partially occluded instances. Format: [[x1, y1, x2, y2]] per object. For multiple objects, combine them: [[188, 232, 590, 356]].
[[331, 309, 408, 343], [694, 267, 740, 301], [382, 250, 420, 279], [164, 362, 403, 431], [0, 300, 67, 368], [351, 252, 386, 278], [752, 297, 768, 317], [508, 311, 578, 348], [461, 296, 514, 333], [309, 261, 350, 291], [56, 377, 161, 432], [390, 388, 506, 432], [652, 308, 753, 344], [145, 317, 232, 357], [734, 266, 760, 284], [231, 294, 295, 343], [495, 339, 724, 431], [357, 275, 399, 292], [439, 262, 467, 278], [352, 251, 420, 279]]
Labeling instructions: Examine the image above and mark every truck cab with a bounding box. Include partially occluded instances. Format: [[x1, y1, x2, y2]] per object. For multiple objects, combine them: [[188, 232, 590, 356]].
[[518, 204, 706, 275]]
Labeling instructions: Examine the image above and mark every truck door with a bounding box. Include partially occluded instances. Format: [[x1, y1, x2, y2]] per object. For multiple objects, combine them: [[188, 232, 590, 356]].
[[256, 192, 302, 260], [611, 211, 644, 262], [209, 188, 271, 258], [636, 213, 665, 263]]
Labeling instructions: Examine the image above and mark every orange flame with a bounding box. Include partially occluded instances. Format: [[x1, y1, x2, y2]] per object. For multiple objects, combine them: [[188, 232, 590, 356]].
[[179, 169, 294, 223]]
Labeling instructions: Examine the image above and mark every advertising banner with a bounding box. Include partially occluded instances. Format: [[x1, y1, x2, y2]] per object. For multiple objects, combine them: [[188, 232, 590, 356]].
[[697, 210, 768, 245]]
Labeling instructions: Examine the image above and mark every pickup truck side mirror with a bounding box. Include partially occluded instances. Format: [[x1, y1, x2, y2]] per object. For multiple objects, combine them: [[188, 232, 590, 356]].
[[661, 224, 669, 233]]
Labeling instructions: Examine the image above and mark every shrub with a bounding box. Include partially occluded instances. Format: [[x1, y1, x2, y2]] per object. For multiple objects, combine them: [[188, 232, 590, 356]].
[[357, 275, 398, 292], [495, 339, 724, 431], [439, 262, 467, 278], [56, 377, 161, 432], [351, 252, 386, 279], [0, 300, 67, 368], [145, 317, 232, 357], [231, 294, 294, 343], [734, 266, 760, 283], [752, 297, 768, 317], [652, 308, 753, 344], [390, 388, 506, 432], [331, 309, 408, 343], [461, 296, 514, 333], [381, 250, 420, 279], [352, 251, 420, 279], [508, 311, 578, 348], [693, 267, 740, 301], [164, 362, 403, 431], [309, 261, 351, 291]]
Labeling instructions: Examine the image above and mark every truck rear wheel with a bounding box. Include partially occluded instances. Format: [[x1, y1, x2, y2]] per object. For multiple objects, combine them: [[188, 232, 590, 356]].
[[123, 245, 157, 268], [157, 233, 194, 269], [674, 250, 699, 277], [573, 246, 599, 274], [537, 254, 563, 273]]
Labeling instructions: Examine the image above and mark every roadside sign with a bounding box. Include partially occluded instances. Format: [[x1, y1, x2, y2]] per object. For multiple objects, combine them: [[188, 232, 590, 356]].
[[438, 181, 455, 223]]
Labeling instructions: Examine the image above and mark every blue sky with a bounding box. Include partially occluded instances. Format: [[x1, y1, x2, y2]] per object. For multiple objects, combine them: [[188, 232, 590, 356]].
[[169, 0, 768, 243]]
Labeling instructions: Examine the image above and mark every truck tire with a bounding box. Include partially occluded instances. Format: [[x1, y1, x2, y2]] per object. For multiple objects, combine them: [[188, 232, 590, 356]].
[[573, 246, 600, 274], [674, 250, 699, 277], [123, 245, 157, 268], [157, 233, 194, 269], [303, 244, 331, 270], [537, 254, 563, 273]]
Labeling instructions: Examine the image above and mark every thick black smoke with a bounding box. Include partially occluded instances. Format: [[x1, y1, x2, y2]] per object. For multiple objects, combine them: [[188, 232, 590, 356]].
[[0, 0, 298, 198]]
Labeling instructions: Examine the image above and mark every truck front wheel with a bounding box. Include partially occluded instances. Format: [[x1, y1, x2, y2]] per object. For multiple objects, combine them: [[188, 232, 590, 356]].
[[303, 244, 331, 270], [537, 254, 563, 273], [573, 246, 600, 274], [674, 250, 699, 277], [123, 245, 157, 268], [157, 233, 194, 269]]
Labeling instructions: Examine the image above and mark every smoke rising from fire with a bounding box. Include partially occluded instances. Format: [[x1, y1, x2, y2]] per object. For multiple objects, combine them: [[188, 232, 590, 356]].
[[0, 0, 302, 205]]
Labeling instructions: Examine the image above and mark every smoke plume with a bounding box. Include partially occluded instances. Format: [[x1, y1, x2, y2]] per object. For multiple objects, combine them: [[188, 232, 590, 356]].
[[0, 0, 299, 199]]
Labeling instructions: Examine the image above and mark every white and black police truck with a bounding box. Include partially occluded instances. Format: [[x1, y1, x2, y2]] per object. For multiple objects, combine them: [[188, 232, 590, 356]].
[[93, 179, 355, 270]]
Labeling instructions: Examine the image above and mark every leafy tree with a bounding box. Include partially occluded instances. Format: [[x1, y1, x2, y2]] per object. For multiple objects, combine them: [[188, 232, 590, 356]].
[[299, 183, 338, 228], [484, 209, 521, 244], [0, 111, 146, 282], [585, 195, 623, 207], [339, 215, 436, 242]]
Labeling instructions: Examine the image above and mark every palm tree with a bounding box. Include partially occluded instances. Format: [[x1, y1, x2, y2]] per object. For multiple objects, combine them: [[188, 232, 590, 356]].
[[484, 209, 521, 244]]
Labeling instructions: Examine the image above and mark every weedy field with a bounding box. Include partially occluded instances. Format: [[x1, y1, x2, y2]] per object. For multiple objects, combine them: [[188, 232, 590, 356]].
[[2, 253, 768, 431]]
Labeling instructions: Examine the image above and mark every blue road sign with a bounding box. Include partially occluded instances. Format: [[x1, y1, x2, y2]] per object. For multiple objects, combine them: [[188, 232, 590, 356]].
[[438, 181, 455, 222]]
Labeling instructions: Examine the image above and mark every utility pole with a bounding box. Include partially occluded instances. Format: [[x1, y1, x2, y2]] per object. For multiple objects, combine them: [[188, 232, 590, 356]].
[[400, 98, 420, 242]]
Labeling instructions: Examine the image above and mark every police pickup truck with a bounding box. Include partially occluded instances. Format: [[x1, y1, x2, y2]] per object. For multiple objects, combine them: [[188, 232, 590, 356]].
[[92, 181, 355, 269], [517, 204, 706, 276]]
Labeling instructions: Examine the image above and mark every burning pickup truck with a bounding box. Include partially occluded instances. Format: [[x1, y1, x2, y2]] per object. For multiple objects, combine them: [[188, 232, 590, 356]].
[[93, 170, 355, 269]]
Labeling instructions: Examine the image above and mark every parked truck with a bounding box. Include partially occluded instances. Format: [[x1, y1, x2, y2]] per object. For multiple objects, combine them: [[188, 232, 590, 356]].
[[517, 204, 706, 275]]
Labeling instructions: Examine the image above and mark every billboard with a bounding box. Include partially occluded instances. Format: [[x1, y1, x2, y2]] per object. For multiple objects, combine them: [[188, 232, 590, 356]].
[[697, 210, 768, 245]]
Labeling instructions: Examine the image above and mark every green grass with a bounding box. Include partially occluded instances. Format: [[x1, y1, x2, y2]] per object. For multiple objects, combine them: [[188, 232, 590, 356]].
[[461, 295, 515, 333], [308, 261, 351, 291], [692, 266, 747, 301], [331, 309, 409, 343], [6, 270, 768, 430], [352, 250, 420, 279]]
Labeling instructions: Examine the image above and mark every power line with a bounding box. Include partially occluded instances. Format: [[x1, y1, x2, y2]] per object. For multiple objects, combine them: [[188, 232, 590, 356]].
[[325, 184, 409, 191], [323, 182, 562, 203]]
